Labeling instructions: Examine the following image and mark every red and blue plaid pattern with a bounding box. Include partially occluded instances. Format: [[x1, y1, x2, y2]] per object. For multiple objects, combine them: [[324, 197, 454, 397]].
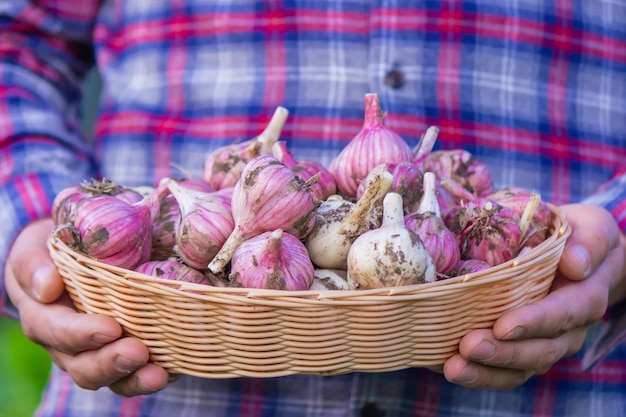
[[1, 1, 625, 416]]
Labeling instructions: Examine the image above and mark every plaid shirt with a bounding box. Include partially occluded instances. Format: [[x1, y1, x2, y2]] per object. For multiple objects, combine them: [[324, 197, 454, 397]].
[[2, 1, 626, 416]]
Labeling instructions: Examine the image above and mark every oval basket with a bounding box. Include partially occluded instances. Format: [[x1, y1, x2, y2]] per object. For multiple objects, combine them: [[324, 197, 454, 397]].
[[48, 205, 570, 379]]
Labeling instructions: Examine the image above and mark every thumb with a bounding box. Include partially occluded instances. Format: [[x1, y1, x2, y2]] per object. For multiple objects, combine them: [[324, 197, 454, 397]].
[[7, 218, 65, 304], [557, 204, 621, 281]]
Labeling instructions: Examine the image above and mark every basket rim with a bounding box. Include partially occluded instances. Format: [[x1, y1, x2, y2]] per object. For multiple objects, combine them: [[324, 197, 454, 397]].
[[49, 204, 571, 303]]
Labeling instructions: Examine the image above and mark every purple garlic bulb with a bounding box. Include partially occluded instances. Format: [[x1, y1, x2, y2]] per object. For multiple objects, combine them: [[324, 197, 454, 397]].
[[57, 195, 152, 270], [229, 229, 315, 291], [404, 172, 460, 276], [166, 180, 234, 270], [208, 155, 317, 273], [328, 93, 414, 197], [135, 260, 211, 285], [487, 187, 551, 248], [52, 178, 142, 225], [202, 107, 289, 190], [423, 149, 494, 198], [454, 259, 492, 276], [272, 141, 337, 202], [445, 199, 521, 266], [356, 161, 424, 214]]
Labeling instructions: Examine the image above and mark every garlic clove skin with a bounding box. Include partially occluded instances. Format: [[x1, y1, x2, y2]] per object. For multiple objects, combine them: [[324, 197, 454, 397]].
[[229, 229, 315, 291], [309, 269, 349, 291], [347, 192, 436, 290]]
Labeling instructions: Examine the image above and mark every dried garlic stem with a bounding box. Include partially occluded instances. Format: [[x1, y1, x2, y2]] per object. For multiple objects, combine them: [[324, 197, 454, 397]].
[[248, 106, 289, 153], [518, 192, 541, 241], [339, 171, 393, 236]]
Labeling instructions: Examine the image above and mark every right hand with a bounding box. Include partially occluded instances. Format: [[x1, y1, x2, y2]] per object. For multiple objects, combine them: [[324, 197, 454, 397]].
[[4, 218, 170, 396]]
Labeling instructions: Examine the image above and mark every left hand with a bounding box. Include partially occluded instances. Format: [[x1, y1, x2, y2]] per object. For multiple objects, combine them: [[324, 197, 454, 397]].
[[442, 203, 626, 390]]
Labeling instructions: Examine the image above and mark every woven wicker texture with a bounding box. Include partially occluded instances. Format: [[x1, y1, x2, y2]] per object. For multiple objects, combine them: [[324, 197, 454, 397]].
[[48, 205, 570, 379]]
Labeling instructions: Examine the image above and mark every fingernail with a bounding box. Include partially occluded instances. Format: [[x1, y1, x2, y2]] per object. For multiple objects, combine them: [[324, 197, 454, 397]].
[[502, 326, 525, 341], [114, 355, 142, 374], [454, 364, 479, 384], [470, 341, 495, 361], [32, 265, 52, 301], [569, 244, 591, 276]]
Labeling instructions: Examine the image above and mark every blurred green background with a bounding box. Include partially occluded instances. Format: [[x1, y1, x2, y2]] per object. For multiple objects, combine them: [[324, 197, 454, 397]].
[[0, 318, 51, 417]]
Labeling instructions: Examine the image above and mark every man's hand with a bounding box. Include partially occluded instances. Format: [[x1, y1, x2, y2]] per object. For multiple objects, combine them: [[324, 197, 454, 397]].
[[5, 218, 170, 396], [443, 204, 626, 390]]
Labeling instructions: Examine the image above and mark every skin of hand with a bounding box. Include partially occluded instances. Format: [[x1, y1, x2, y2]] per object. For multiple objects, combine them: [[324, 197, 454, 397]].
[[443, 203, 626, 390], [4, 218, 170, 397]]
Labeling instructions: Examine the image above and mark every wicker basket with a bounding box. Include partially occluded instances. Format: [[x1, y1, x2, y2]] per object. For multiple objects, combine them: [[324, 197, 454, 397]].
[[48, 205, 570, 379]]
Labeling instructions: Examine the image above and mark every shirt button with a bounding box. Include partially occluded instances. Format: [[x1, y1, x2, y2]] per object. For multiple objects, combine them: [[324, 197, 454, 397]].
[[384, 63, 405, 89], [360, 402, 384, 417]]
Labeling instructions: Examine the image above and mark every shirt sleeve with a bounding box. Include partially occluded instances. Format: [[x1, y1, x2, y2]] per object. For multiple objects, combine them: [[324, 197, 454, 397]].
[[581, 170, 626, 370], [0, 2, 100, 318]]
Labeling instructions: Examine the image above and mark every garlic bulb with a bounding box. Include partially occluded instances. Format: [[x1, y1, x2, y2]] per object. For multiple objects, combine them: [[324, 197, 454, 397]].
[[309, 269, 349, 291], [148, 177, 216, 261], [404, 172, 460, 276], [272, 141, 337, 202], [347, 192, 436, 290], [305, 171, 393, 270], [166, 180, 234, 270], [356, 161, 424, 214], [55, 195, 153, 270], [135, 260, 211, 285], [202, 106, 289, 190], [423, 149, 494, 198], [487, 187, 550, 248], [328, 93, 414, 197], [208, 155, 317, 273], [229, 229, 314, 291], [445, 200, 521, 266], [454, 259, 492, 276], [52, 178, 142, 225]]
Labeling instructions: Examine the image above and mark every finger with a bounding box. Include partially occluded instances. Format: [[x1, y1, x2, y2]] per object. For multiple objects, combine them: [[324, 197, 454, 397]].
[[7, 218, 65, 303], [12, 281, 121, 355], [443, 354, 534, 390], [557, 205, 621, 281], [458, 328, 586, 373], [109, 363, 171, 397], [493, 247, 616, 342], [52, 337, 155, 392]]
